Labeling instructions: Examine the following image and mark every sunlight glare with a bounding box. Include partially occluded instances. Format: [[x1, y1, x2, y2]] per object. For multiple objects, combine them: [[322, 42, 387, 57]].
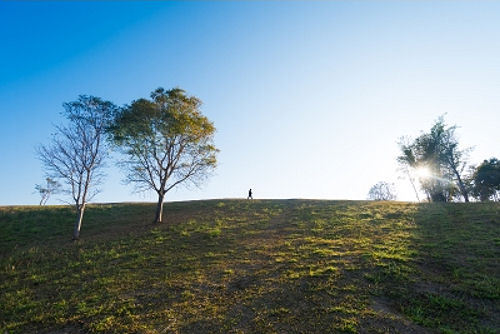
[[415, 166, 432, 179]]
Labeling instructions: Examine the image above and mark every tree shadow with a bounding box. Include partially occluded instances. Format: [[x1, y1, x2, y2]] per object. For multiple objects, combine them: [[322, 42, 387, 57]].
[[359, 202, 499, 334]]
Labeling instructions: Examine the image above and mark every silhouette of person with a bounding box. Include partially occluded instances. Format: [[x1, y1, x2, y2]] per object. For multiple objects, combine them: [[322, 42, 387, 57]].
[[247, 188, 253, 199]]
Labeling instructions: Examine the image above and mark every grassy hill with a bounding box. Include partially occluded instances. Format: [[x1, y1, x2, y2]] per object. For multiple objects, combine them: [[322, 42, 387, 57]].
[[0, 200, 498, 334]]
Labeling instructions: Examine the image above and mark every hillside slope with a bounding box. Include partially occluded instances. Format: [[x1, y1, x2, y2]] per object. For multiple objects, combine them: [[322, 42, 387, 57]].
[[0, 200, 499, 333]]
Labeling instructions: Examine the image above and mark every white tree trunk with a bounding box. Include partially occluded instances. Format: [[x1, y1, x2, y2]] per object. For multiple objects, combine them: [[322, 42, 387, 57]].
[[154, 194, 165, 223], [73, 203, 86, 240]]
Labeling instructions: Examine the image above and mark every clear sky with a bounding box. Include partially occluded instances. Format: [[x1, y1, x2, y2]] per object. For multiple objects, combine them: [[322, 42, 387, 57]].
[[1, 1, 499, 205]]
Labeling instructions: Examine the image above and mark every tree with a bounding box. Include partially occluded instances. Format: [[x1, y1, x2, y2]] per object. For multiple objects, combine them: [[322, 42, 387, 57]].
[[397, 117, 471, 202], [472, 158, 500, 201], [109, 88, 218, 223], [439, 122, 472, 202], [38, 96, 115, 239], [368, 181, 397, 201], [34, 177, 60, 205]]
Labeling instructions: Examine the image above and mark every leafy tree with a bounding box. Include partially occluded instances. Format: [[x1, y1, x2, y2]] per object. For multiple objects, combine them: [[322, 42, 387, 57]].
[[368, 181, 397, 201], [38, 96, 116, 239], [110, 88, 218, 223], [472, 158, 500, 201], [34, 177, 60, 205], [439, 122, 472, 202], [397, 117, 471, 202]]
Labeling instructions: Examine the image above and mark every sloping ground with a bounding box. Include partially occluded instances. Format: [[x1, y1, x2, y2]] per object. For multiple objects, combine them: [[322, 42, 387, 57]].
[[0, 200, 498, 334]]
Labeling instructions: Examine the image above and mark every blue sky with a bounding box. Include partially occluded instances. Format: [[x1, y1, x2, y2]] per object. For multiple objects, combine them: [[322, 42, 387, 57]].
[[1, 1, 499, 205]]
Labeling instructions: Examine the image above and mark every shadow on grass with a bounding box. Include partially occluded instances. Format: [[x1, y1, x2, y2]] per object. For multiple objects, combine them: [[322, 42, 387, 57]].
[[380, 203, 499, 334]]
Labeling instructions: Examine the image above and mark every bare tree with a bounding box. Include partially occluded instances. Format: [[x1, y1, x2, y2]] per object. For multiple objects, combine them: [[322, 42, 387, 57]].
[[37, 96, 116, 239], [368, 181, 397, 201], [110, 88, 218, 223], [34, 177, 60, 205]]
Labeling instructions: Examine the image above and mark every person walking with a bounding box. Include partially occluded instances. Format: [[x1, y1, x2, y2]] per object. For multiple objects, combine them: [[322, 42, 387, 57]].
[[247, 188, 253, 199]]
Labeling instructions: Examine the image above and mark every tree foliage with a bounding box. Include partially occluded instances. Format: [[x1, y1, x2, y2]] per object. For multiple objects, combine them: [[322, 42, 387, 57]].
[[397, 117, 471, 202], [109, 88, 218, 223], [368, 181, 397, 201], [472, 158, 500, 201], [37, 96, 116, 239]]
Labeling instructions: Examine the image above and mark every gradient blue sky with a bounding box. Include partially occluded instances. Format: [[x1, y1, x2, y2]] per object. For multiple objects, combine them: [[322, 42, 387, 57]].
[[1, 1, 499, 205]]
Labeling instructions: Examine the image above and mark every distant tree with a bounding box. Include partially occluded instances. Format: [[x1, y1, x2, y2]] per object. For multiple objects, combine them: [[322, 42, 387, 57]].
[[34, 177, 60, 205], [37, 96, 116, 239], [472, 158, 500, 201], [397, 116, 471, 202], [109, 88, 218, 223], [368, 181, 397, 201]]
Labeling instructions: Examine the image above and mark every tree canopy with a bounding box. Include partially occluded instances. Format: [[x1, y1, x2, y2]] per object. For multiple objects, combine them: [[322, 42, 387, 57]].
[[109, 87, 218, 223], [368, 181, 396, 201], [397, 117, 471, 202], [472, 158, 500, 201]]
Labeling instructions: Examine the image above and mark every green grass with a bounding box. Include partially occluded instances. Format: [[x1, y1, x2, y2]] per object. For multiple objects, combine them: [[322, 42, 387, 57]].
[[0, 199, 498, 333]]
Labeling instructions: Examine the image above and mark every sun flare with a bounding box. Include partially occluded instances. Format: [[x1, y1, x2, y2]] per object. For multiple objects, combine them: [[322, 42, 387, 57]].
[[415, 166, 432, 179]]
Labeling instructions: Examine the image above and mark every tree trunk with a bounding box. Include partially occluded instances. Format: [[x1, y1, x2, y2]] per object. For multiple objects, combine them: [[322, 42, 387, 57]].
[[73, 203, 86, 240], [154, 193, 165, 223], [406, 171, 420, 202], [456, 175, 469, 202], [39, 193, 48, 206], [459, 183, 469, 202]]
